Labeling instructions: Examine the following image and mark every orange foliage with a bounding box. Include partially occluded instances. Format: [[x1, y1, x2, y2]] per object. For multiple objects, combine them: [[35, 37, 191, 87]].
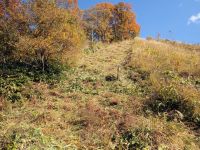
[[0, 0, 85, 69], [113, 2, 140, 40], [0, 0, 28, 60], [83, 2, 140, 42], [95, 3, 115, 42], [84, 2, 114, 42], [16, 0, 85, 70]]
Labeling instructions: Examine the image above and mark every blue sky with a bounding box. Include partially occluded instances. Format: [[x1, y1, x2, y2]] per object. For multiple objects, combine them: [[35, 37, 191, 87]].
[[79, 0, 200, 44]]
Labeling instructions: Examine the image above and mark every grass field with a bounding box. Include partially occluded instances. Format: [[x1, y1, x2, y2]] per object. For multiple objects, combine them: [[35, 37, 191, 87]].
[[0, 38, 200, 149]]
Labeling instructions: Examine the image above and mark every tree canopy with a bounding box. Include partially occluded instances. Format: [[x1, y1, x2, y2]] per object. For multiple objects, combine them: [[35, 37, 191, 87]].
[[83, 2, 140, 42], [0, 0, 85, 71]]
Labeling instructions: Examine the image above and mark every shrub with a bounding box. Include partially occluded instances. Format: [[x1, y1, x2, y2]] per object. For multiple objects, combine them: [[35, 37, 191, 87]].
[[114, 128, 153, 150], [0, 0, 85, 101], [146, 83, 200, 126], [148, 85, 181, 113], [146, 36, 153, 40]]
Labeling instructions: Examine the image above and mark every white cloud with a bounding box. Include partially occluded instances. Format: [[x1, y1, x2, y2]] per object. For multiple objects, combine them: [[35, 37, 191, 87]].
[[188, 13, 200, 24]]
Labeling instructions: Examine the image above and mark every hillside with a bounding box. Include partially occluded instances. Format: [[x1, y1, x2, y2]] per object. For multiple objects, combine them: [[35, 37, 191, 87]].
[[0, 38, 200, 149]]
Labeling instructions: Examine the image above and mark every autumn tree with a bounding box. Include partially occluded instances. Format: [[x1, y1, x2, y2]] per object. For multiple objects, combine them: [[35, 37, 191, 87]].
[[113, 2, 140, 40], [83, 2, 140, 42], [16, 0, 85, 71], [83, 3, 114, 42], [0, 0, 85, 71]]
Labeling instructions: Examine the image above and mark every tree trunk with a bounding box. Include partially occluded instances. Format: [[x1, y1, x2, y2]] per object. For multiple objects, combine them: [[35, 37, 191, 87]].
[[41, 55, 45, 72]]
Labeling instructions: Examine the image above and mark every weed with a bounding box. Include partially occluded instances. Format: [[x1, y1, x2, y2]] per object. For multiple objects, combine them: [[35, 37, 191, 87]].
[[114, 127, 153, 150]]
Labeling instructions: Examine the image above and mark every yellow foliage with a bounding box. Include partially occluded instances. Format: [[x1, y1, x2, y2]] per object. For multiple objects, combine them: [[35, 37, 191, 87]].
[[15, 0, 85, 69]]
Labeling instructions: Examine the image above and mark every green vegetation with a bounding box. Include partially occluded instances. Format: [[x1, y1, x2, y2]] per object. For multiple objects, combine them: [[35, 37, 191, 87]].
[[0, 61, 67, 102]]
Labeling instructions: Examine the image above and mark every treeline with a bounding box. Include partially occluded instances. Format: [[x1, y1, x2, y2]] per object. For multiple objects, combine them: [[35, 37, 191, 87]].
[[0, 0, 140, 70]]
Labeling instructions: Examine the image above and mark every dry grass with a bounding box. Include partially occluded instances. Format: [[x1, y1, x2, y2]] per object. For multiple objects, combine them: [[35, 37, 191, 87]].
[[129, 38, 200, 133], [160, 39, 200, 52], [0, 38, 200, 149], [130, 39, 200, 76]]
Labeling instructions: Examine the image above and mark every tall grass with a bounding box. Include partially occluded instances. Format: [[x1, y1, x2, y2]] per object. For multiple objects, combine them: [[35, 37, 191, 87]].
[[130, 39, 200, 76], [129, 39, 200, 126]]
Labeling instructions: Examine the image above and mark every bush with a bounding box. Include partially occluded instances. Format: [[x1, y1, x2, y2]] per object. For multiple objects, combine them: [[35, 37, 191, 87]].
[[113, 127, 153, 150], [148, 85, 181, 113], [146, 84, 200, 126]]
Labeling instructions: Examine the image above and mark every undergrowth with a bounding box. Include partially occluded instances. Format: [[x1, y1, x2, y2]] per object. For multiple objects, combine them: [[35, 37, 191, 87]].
[[0, 61, 68, 102]]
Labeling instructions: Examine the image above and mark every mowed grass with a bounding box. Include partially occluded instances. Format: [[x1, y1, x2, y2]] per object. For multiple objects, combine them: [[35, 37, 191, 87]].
[[0, 38, 200, 149]]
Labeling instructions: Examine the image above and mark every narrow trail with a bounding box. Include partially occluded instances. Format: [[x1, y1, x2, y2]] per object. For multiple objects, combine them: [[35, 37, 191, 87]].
[[79, 40, 134, 77]]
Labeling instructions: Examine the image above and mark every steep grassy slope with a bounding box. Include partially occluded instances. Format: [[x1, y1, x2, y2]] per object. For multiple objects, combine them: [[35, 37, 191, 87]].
[[0, 38, 199, 149]]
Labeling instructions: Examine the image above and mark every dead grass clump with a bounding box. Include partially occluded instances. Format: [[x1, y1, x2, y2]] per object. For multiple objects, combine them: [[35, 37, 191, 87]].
[[75, 100, 115, 148], [74, 98, 148, 149], [178, 85, 200, 125], [79, 101, 110, 127]]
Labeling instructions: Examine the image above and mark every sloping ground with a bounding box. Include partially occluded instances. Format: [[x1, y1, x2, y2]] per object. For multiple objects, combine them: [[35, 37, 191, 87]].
[[0, 39, 200, 149], [80, 40, 133, 75]]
